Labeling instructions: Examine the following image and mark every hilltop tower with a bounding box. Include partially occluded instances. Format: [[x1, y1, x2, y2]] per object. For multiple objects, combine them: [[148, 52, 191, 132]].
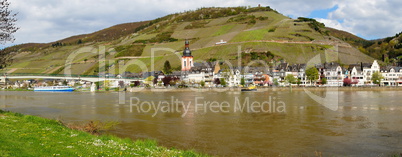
[[181, 40, 194, 71]]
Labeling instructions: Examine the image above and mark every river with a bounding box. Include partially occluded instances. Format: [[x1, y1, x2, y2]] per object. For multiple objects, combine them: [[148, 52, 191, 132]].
[[1, 89, 401, 156]]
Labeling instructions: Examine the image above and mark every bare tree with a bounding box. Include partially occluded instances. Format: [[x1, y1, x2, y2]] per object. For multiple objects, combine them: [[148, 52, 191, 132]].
[[0, 0, 18, 44], [0, 0, 18, 69]]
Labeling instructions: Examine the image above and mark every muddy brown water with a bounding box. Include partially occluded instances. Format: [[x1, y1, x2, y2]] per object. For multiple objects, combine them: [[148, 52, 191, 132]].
[[1, 90, 401, 156]]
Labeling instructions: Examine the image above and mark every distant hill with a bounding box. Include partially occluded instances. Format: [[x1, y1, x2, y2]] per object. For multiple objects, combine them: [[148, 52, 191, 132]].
[[358, 32, 402, 65], [327, 28, 402, 65], [0, 6, 380, 75]]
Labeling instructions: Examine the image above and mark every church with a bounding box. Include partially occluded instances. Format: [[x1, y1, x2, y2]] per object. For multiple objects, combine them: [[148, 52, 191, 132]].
[[181, 40, 194, 71], [180, 40, 220, 86]]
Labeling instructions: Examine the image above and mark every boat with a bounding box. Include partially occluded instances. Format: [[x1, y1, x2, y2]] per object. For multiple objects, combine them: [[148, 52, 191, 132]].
[[241, 85, 257, 91], [34, 86, 75, 92]]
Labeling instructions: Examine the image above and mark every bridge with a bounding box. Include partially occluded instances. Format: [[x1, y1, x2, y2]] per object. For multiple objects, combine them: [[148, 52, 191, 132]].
[[0, 73, 142, 83]]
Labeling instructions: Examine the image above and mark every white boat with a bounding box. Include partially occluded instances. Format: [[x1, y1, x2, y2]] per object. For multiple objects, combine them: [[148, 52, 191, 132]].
[[34, 86, 75, 92]]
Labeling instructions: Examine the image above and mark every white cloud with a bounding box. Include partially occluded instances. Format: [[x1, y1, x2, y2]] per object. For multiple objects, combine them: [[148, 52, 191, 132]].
[[327, 0, 402, 39], [3, 0, 402, 48], [316, 18, 353, 33], [6, 0, 263, 47], [265, 0, 337, 17], [267, 0, 402, 39]]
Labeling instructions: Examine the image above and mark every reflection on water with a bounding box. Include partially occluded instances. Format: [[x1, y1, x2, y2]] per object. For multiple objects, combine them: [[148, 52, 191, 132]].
[[1, 90, 402, 156]]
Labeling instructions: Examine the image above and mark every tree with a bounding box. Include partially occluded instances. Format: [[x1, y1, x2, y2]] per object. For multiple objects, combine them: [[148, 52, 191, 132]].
[[296, 78, 302, 86], [162, 76, 172, 86], [134, 81, 141, 87], [153, 77, 158, 85], [343, 78, 352, 86], [371, 71, 383, 85], [144, 76, 155, 85], [0, 0, 19, 69], [284, 74, 296, 85], [94, 82, 100, 89], [163, 60, 172, 74], [273, 78, 279, 86], [0, 0, 18, 44], [321, 77, 327, 85], [62, 80, 68, 86], [240, 77, 245, 86], [220, 78, 227, 87], [306, 67, 319, 84], [214, 78, 221, 85], [200, 80, 205, 87]]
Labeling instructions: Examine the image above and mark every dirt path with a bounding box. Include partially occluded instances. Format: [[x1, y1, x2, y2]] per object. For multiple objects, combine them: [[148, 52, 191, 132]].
[[44, 66, 63, 74], [6, 68, 18, 73]]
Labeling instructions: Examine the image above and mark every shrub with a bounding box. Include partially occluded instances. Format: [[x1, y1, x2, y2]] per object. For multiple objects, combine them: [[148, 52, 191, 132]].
[[115, 45, 146, 57], [149, 32, 178, 43], [268, 28, 276, 32], [184, 20, 209, 29]]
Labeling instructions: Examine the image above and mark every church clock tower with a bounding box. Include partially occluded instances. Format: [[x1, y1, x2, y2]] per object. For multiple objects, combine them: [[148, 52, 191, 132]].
[[181, 40, 194, 71]]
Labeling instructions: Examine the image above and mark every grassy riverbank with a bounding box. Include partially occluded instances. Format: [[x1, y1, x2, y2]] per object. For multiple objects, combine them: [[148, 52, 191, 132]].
[[0, 110, 205, 157]]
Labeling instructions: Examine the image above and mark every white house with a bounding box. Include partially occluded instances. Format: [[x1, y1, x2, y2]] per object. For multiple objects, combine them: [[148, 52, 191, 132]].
[[323, 63, 344, 86], [227, 69, 241, 87], [362, 60, 380, 84], [381, 67, 402, 86], [349, 60, 380, 86]]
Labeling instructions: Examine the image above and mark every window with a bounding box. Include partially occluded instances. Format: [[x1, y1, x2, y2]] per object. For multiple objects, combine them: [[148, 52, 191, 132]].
[[184, 61, 186, 67]]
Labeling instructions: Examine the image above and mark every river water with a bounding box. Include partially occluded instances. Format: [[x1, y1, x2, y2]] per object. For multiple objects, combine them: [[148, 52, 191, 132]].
[[1, 90, 401, 156]]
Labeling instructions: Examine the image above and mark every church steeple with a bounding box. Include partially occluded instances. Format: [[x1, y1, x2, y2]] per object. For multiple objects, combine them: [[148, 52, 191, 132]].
[[181, 40, 194, 71], [183, 40, 192, 57]]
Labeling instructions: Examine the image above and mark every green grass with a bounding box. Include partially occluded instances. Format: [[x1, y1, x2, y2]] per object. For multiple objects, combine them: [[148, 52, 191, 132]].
[[231, 29, 271, 42], [115, 45, 146, 57], [7, 61, 31, 69], [204, 17, 231, 27], [124, 56, 166, 73], [0, 110, 206, 157], [212, 24, 236, 37], [142, 41, 183, 57], [132, 33, 158, 41]]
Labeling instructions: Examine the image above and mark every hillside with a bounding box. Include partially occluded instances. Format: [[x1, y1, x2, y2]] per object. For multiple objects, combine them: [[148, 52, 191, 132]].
[[359, 33, 402, 65], [0, 6, 376, 75], [327, 28, 402, 66]]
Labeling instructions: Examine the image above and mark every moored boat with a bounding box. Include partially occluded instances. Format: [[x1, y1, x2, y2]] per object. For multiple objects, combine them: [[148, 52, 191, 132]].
[[34, 86, 75, 92], [241, 85, 257, 91]]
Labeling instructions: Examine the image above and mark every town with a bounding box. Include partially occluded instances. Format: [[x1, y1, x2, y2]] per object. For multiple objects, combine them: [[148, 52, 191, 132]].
[[1, 40, 401, 90]]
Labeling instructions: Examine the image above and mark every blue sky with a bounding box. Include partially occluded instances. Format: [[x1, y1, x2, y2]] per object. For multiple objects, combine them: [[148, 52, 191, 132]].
[[309, 5, 339, 19], [2, 0, 402, 49]]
